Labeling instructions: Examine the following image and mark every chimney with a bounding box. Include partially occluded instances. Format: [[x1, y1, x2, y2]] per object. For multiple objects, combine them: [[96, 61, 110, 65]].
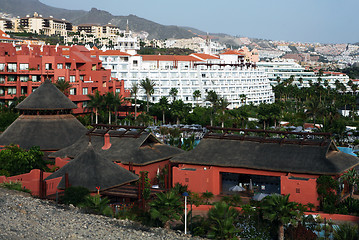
[[102, 133, 112, 150]]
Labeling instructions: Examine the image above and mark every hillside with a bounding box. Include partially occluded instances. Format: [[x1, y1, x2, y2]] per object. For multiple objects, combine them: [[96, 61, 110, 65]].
[[0, 0, 196, 40], [0, 0, 86, 21], [73, 8, 195, 39]]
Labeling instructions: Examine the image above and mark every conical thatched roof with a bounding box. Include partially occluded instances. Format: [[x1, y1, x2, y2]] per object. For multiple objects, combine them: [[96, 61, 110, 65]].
[[16, 79, 77, 110], [0, 115, 87, 150], [45, 145, 139, 191]]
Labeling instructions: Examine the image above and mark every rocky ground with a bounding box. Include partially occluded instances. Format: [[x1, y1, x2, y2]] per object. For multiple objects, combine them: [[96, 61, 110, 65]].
[[0, 188, 203, 240]]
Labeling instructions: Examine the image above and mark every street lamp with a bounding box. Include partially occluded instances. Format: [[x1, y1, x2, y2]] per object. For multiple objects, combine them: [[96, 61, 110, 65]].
[[182, 192, 189, 234]]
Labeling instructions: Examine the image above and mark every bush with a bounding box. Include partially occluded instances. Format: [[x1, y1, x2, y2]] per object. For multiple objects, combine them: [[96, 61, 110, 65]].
[[79, 194, 113, 217], [0, 145, 47, 176], [207, 201, 240, 240], [0, 169, 10, 177], [0, 181, 31, 193], [333, 223, 359, 240], [61, 186, 90, 206]]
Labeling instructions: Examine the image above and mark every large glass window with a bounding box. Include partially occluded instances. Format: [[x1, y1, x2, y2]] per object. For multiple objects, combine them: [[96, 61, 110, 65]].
[[19, 63, 29, 70], [7, 87, 16, 95], [82, 87, 88, 95], [57, 63, 63, 69], [31, 75, 40, 82], [69, 88, 75, 95], [8, 63, 17, 72], [70, 75, 75, 82], [0, 64, 5, 71], [20, 76, 29, 82]]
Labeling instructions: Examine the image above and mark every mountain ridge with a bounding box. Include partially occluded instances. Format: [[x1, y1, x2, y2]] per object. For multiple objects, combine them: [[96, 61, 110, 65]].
[[0, 0, 197, 39]]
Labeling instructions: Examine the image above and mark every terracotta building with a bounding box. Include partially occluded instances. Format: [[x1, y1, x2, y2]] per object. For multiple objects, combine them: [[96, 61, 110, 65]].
[[170, 127, 359, 206], [0, 43, 130, 114]]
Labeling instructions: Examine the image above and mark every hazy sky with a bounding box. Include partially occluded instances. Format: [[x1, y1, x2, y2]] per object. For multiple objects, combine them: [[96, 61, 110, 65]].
[[40, 0, 359, 44]]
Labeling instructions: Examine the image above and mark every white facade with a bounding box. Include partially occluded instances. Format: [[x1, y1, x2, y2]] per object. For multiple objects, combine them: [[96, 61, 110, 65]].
[[257, 59, 354, 91], [97, 50, 274, 109]]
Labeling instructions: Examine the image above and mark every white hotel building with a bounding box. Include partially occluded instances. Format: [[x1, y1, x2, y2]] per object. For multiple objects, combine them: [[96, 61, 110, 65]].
[[93, 48, 274, 109], [257, 59, 354, 91]]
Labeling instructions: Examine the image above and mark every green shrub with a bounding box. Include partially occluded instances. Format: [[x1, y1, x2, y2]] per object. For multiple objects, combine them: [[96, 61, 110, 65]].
[[0, 181, 31, 193], [61, 186, 90, 206], [207, 201, 240, 240], [79, 194, 113, 217], [0, 169, 10, 177], [0, 145, 47, 176]]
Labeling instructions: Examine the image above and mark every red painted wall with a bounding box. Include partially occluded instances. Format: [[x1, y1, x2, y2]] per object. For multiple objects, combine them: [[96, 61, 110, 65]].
[[173, 164, 321, 206], [117, 160, 170, 184], [281, 175, 319, 206]]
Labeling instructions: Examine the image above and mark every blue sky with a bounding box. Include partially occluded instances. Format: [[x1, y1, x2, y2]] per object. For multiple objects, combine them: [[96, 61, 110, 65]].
[[40, 0, 359, 44]]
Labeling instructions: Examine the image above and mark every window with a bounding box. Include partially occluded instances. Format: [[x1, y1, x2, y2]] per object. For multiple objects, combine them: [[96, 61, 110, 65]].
[[0, 64, 5, 71], [8, 63, 17, 72], [7, 87, 16, 95], [83, 101, 88, 108], [20, 76, 29, 82], [0, 88, 4, 95], [115, 88, 121, 94], [57, 63, 63, 69], [45, 63, 52, 70], [31, 75, 39, 82], [82, 87, 88, 95], [69, 88, 75, 95], [58, 76, 65, 81], [133, 60, 138, 67], [19, 63, 29, 70], [80, 75, 84, 81], [0, 76, 4, 83], [70, 75, 75, 82], [8, 75, 16, 82], [65, 63, 71, 69]]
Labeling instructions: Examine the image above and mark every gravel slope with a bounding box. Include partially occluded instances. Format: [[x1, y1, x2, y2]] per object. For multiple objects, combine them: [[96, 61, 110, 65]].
[[0, 188, 202, 240]]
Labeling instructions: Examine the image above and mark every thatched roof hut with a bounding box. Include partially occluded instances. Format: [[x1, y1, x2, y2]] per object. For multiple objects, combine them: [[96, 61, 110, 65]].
[[0, 80, 87, 150], [45, 145, 139, 191]]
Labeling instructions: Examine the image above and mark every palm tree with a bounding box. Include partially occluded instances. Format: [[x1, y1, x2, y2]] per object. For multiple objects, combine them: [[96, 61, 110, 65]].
[[229, 107, 249, 128], [342, 169, 358, 198], [149, 191, 183, 228], [217, 97, 229, 128], [201, 191, 214, 205], [104, 92, 114, 124], [305, 98, 323, 126], [140, 78, 155, 113], [158, 96, 169, 124], [131, 83, 139, 120], [87, 91, 103, 124], [55, 79, 71, 96], [333, 223, 359, 240], [171, 99, 190, 125], [193, 90, 201, 106], [260, 194, 302, 240], [207, 201, 240, 240], [112, 92, 124, 124], [169, 87, 178, 102], [205, 90, 219, 126]]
